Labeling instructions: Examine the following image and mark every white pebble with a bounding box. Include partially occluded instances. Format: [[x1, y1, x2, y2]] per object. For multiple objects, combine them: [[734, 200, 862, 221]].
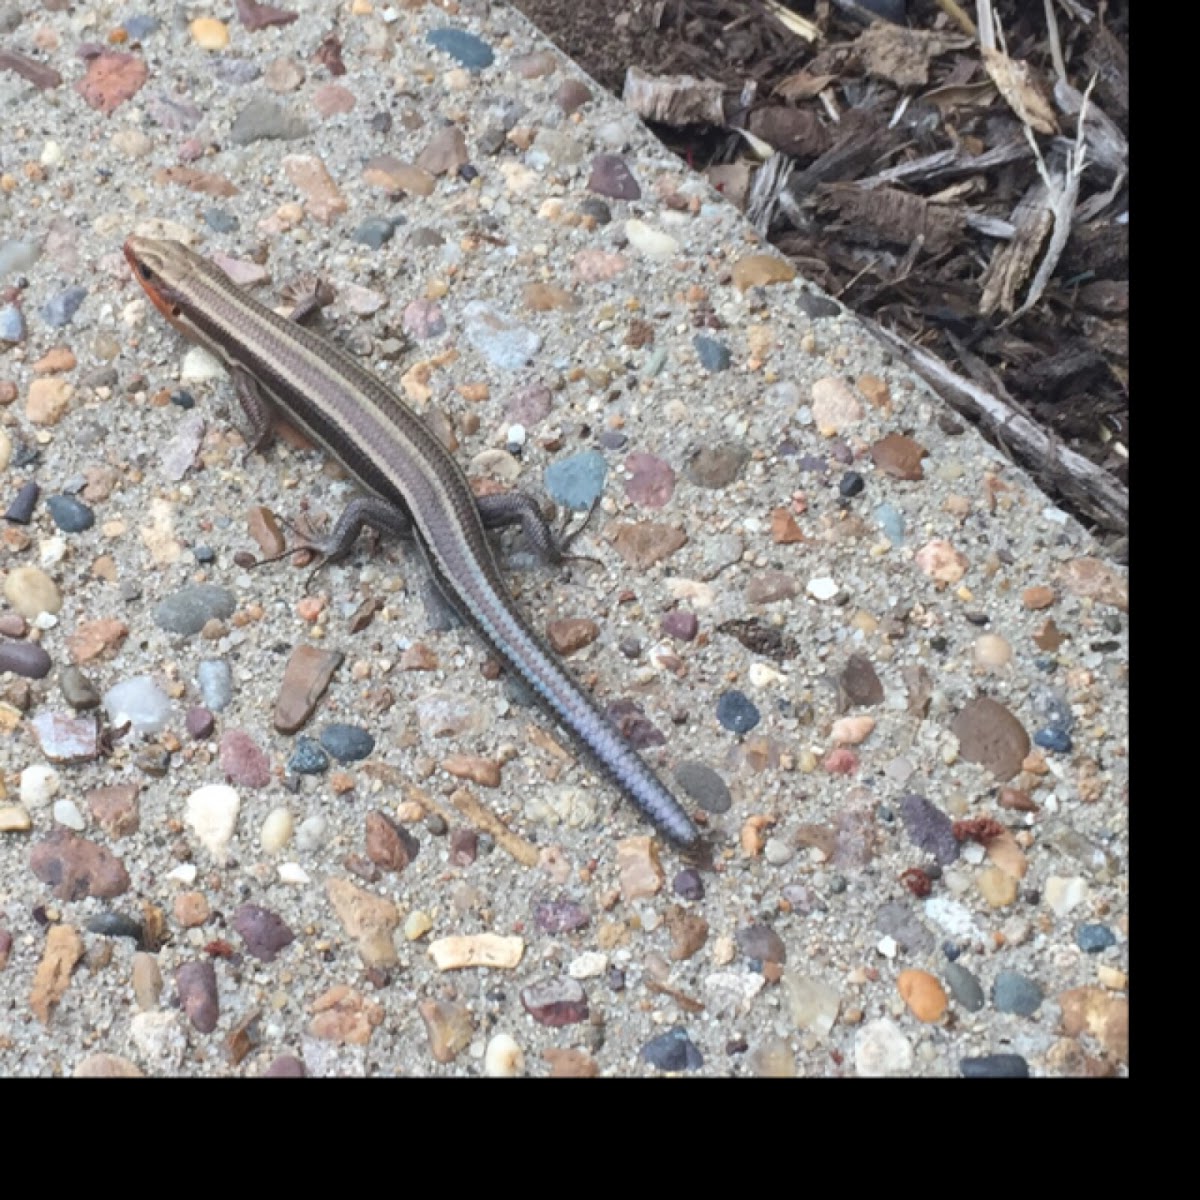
[[20, 764, 60, 808], [165, 863, 197, 884], [277, 862, 310, 884], [260, 806, 293, 853], [41, 140, 63, 166], [185, 783, 240, 863], [181, 345, 228, 383], [483, 1033, 525, 1078], [568, 951, 608, 979], [404, 910, 433, 941], [295, 814, 328, 851], [854, 1018, 913, 1077], [806, 576, 839, 600], [52, 799, 85, 830], [624, 218, 680, 260]]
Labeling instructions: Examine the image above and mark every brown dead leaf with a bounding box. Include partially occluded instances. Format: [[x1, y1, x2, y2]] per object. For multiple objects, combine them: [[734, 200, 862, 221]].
[[773, 70, 837, 100], [981, 47, 1059, 135]]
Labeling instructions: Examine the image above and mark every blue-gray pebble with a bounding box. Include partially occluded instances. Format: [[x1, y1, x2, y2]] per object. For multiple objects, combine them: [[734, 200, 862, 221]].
[[154, 584, 236, 636], [426, 27, 494, 69], [41, 286, 87, 328], [1075, 923, 1116, 953], [716, 689, 760, 734], [353, 217, 396, 249], [960, 1054, 1030, 1078], [320, 723, 375, 762], [46, 495, 94, 533], [5, 480, 39, 524], [544, 450, 608, 511], [204, 208, 239, 233], [693, 334, 731, 372], [673, 760, 731, 813], [197, 660, 234, 711], [288, 737, 329, 775], [1034, 727, 1072, 753], [873, 501, 905, 545], [992, 970, 1043, 1016], [640, 1027, 703, 1071], [0, 303, 25, 344], [123, 14, 159, 39]]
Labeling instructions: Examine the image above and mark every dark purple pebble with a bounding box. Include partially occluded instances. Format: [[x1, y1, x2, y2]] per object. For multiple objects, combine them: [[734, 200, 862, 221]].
[[660, 610, 698, 641], [449, 828, 478, 866], [673, 868, 704, 902], [736, 923, 786, 964], [532, 895, 590, 934], [0, 639, 52, 679], [183, 709, 223, 759], [176, 960, 219, 1033], [232, 904, 295, 963], [898, 793, 959, 866], [520, 977, 589, 1027], [263, 1055, 306, 1078], [587, 153, 641, 201]]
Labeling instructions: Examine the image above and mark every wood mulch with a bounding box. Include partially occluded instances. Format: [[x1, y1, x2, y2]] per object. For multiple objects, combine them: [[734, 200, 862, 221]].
[[512, 0, 1128, 547]]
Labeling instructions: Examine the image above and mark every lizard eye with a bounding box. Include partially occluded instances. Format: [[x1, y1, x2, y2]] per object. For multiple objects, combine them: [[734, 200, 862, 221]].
[[138, 262, 154, 281]]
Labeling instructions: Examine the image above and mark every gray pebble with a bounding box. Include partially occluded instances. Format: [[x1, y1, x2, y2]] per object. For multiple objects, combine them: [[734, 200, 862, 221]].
[[186, 706, 215, 739], [0, 239, 40, 279], [874, 501, 906, 545], [578, 197, 612, 224], [673, 761, 731, 814], [229, 99, 307, 145], [154, 584, 236, 636], [544, 450, 608, 511], [319, 723, 375, 762], [736, 923, 786, 964], [197, 660, 233, 711], [214, 57, 262, 85], [426, 27, 494, 69], [41, 286, 88, 328], [353, 217, 397, 249], [693, 334, 731, 372], [46, 495, 95, 533], [874, 901, 936, 955], [60, 665, 100, 709], [86, 912, 143, 942], [942, 961, 985, 1012], [992, 970, 1043, 1016]]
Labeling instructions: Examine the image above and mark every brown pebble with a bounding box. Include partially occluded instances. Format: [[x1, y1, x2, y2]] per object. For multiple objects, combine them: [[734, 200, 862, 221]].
[[416, 125, 467, 175], [246, 505, 286, 557], [870, 433, 927, 480], [131, 951, 163, 1010], [609, 520, 686, 568], [0, 381, 18, 405], [85, 784, 140, 837], [400, 642, 438, 670], [30, 830, 130, 900], [364, 809, 418, 873], [273, 644, 344, 733], [998, 786, 1039, 813], [67, 618, 128, 663], [418, 998, 475, 1063], [546, 617, 599, 655], [616, 835, 663, 901], [25, 377, 73, 425], [33, 346, 77, 374], [665, 905, 708, 960], [441, 753, 501, 787], [262, 1054, 306, 1077], [951, 696, 1030, 781], [1022, 586, 1056, 610], [29, 925, 84, 1025], [543, 1047, 599, 1077], [770, 507, 804, 544], [174, 890, 210, 928], [309, 984, 384, 1045], [0, 613, 29, 638]]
